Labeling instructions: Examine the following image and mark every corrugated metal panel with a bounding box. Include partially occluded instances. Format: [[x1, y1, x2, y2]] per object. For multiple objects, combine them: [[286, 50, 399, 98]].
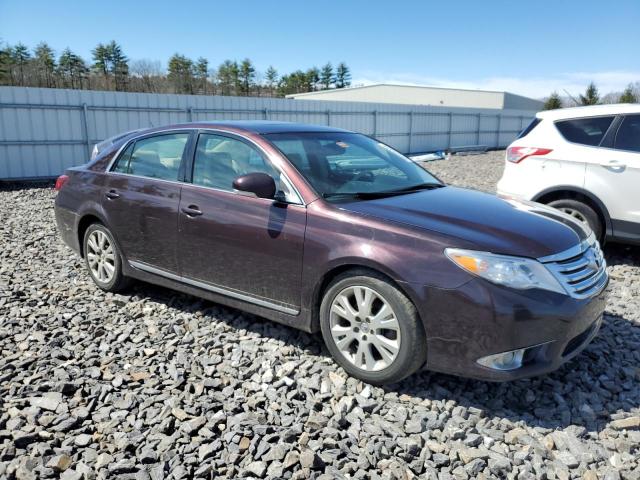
[[0, 86, 537, 180]]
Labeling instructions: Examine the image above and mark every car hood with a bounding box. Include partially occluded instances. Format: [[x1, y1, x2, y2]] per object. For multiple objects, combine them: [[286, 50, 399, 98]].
[[338, 186, 588, 259]]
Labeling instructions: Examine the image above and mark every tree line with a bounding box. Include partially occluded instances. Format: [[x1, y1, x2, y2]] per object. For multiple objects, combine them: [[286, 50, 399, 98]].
[[0, 40, 352, 97], [543, 81, 639, 110]]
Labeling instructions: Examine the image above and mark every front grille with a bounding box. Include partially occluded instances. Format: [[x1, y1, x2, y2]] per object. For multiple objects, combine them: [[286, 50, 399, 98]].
[[540, 235, 608, 300]]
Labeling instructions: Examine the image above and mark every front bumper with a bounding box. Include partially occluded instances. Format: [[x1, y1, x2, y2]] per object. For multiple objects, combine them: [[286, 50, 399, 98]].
[[408, 276, 608, 381]]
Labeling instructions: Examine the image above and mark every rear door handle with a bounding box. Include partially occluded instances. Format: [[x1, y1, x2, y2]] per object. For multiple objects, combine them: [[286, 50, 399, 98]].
[[105, 189, 120, 200], [181, 205, 203, 217]]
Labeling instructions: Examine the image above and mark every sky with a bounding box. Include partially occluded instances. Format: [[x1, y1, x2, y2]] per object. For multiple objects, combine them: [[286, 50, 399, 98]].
[[1, 0, 639, 99]]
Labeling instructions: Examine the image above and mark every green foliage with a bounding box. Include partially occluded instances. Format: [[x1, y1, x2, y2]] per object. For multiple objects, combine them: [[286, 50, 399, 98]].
[[320, 63, 333, 89], [58, 48, 88, 89], [0, 39, 353, 97], [239, 58, 256, 96], [619, 84, 638, 103], [335, 62, 351, 89], [543, 92, 562, 110], [579, 82, 600, 105], [167, 54, 194, 94]]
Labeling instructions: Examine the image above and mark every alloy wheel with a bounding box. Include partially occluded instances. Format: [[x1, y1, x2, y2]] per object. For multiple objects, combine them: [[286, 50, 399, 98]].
[[559, 207, 588, 225], [329, 285, 401, 372], [86, 230, 116, 284]]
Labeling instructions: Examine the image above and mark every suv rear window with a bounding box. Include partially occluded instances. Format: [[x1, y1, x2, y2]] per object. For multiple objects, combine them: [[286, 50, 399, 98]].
[[516, 118, 541, 139], [555, 116, 614, 146]]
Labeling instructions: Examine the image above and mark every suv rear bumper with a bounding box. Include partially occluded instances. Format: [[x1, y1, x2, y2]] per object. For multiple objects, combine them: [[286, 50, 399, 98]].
[[409, 277, 608, 381]]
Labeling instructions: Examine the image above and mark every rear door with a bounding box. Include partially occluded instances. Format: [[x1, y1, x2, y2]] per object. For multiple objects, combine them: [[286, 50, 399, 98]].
[[585, 114, 640, 240], [102, 131, 192, 273], [177, 131, 306, 313]]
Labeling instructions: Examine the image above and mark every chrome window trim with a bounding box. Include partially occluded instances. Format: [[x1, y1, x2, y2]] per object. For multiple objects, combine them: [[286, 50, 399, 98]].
[[104, 126, 305, 206], [129, 260, 300, 315]]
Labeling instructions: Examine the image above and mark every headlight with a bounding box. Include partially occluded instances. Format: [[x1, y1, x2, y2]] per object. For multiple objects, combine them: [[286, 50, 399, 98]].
[[445, 248, 566, 294]]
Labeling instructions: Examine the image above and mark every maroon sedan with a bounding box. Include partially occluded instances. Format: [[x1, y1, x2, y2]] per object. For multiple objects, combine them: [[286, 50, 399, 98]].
[[54, 122, 608, 385]]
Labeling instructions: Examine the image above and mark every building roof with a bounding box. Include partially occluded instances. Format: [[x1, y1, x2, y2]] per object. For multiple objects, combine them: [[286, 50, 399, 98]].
[[288, 83, 523, 98]]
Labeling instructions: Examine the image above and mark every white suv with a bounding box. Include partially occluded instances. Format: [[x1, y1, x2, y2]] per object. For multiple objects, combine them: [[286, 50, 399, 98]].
[[498, 104, 640, 244]]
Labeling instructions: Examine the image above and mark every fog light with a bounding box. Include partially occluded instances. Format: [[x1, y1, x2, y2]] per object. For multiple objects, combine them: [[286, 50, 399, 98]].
[[477, 348, 526, 371]]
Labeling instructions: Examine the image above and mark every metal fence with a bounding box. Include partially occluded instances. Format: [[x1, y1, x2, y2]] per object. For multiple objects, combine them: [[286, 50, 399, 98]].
[[0, 87, 537, 180]]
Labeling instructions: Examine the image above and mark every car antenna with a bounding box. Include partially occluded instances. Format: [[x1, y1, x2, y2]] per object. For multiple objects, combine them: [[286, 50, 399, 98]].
[[563, 89, 580, 107]]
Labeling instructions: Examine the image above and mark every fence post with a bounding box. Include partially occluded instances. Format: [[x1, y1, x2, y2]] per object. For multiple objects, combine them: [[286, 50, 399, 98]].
[[326, 109, 331, 126], [476, 113, 481, 146], [263, 108, 269, 120], [496, 114, 502, 148], [373, 110, 378, 138], [81, 103, 91, 158], [408, 111, 414, 154], [186, 107, 193, 122], [447, 112, 453, 149]]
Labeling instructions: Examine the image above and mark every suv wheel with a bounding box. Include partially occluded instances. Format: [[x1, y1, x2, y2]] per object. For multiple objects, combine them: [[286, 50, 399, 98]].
[[548, 199, 603, 241], [83, 223, 130, 292], [319, 270, 426, 385]]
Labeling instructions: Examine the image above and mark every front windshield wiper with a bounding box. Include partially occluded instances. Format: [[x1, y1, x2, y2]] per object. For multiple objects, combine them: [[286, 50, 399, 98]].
[[323, 183, 445, 200]]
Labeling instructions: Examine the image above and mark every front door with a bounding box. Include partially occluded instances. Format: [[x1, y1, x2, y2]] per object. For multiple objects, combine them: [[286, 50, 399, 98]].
[[586, 114, 640, 241], [102, 131, 192, 273], [177, 132, 306, 313]]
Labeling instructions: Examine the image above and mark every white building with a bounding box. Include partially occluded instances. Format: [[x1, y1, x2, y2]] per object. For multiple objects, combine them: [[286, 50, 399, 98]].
[[287, 84, 543, 111]]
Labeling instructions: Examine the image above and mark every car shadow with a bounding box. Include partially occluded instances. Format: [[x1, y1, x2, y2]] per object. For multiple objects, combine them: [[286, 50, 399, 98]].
[[122, 241, 639, 435]]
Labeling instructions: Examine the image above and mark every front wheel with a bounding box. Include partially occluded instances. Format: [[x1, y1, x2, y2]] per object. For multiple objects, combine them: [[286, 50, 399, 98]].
[[548, 199, 603, 242], [83, 223, 131, 292], [319, 270, 427, 385]]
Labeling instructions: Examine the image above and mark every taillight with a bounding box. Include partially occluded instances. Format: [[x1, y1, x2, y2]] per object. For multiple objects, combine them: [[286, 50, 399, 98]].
[[54, 175, 69, 191], [506, 147, 552, 163]]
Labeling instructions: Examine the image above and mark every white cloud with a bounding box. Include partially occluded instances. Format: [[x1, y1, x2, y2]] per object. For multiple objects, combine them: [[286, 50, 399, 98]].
[[352, 70, 640, 99]]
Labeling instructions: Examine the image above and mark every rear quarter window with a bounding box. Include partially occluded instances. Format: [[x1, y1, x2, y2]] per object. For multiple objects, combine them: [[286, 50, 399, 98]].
[[516, 118, 541, 139], [555, 116, 615, 146]]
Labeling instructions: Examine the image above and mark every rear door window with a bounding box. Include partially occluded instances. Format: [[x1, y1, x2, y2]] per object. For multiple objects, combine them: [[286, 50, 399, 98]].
[[614, 115, 640, 153], [112, 133, 189, 181], [555, 116, 615, 146]]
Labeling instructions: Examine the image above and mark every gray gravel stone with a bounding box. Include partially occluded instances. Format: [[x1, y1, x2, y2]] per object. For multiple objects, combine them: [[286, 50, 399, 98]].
[[1, 157, 639, 479]]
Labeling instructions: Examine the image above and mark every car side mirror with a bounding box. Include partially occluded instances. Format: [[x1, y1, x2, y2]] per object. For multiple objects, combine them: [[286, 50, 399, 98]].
[[232, 172, 276, 199]]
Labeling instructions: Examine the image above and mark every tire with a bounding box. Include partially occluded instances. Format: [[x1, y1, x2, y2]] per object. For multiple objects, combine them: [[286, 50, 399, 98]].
[[319, 269, 426, 385], [83, 223, 131, 292], [548, 199, 603, 241]]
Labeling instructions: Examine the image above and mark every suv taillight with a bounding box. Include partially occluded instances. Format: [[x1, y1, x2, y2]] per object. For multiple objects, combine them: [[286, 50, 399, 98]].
[[506, 147, 552, 164], [54, 175, 69, 191]]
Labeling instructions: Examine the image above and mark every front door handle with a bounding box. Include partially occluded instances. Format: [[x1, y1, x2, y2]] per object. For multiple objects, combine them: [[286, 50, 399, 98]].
[[600, 160, 626, 169], [181, 205, 203, 217], [105, 189, 120, 200]]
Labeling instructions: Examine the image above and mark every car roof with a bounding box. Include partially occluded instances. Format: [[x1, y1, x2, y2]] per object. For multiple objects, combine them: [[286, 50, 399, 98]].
[[538, 103, 640, 121], [143, 120, 352, 135]]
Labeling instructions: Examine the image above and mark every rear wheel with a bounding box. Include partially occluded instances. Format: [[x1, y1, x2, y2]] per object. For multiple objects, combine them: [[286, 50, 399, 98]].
[[548, 199, 603, 241], [319, 270, 426, 385], [83, 223, 130, 292]]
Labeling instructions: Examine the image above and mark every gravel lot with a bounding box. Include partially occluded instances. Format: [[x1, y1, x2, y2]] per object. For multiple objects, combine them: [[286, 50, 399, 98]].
[[1, 151, 639, 480]]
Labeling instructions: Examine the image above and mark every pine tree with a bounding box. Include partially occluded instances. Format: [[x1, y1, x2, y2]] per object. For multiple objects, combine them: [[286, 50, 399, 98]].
[[335, 62, 351, 89], [58, 48, 88, 89], [265, 66, 278, 96], [320, 62, 333, 90], [195, 57, 209, 94], [107, 41, 128, 91], [167, 54, 194, 94], [239, 58, 255, 96], [0, 42, 13, 85], [619, 84, 638, 103], [543, 92, 562, 110], [306, 67, 320, 92], [34, 42, 56, 87], [579, 82, 600, 105], [11, 43, 31, 85]]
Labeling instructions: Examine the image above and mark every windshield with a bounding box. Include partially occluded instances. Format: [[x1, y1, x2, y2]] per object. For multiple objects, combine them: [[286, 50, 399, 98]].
[[264, 132, 441, 200]]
